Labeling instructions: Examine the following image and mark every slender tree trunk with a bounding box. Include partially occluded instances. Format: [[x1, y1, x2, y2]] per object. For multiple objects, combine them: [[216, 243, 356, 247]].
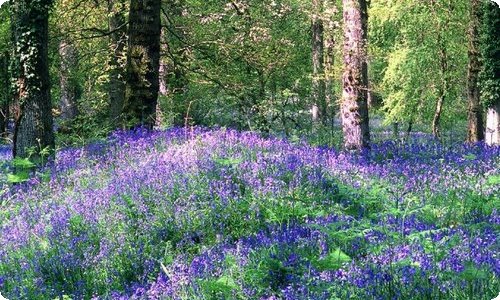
[[430, 0, 450, 140], [324, 1, 336, 123], [432, 92, 445, 139], [485, 103, 500, 145], [405, 119, 413, 141], [393, 122, 399, 140], [59, 40, 80, 122], [125, 0, 162, 129], [11, 0, 55, 160], [156, 55, 169, 127], [466, 0, 484, 143], [341, 0, 370, 150], [0, 53, 9, 138], [432, 31, 448, 139], [108, 0, 127, 126], [312, 0, 326, 123]]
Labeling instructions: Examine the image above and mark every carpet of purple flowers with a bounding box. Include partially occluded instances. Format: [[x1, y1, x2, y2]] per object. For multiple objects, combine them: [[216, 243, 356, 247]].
[[0, 128, 498, 299]]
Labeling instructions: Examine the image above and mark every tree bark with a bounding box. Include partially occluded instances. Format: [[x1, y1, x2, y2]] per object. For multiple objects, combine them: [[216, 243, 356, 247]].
[[341, 0, 370, 150], [59, 40, 80, 122], [431, 31, 448, 139], [125, 0, 162, 129], [324, 1, 336, 123], [11, 0, 55, 160], [482, 2, 500, 146], [0, 52, 9, 138], [485, 103, 499, 145], [430, 0, 450, 140], [108, 0, 127, 126], [466, 0, 484, 143], [312, 0, 326, 123], [156, 54, 168, 127]]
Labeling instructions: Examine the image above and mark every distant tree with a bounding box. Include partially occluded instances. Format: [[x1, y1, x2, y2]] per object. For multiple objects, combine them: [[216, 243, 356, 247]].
[[429, 0, 453, 139], [10, 0, 55, 159], [311, 0, 325, 123], [372, 0, 468, 138], [124, 0, 162, 129], [341, 0, 370, 150], [108, 0, 127, 126], [58, 39, 80, 122], [481, 1, 500, 145], [324, 0, 338, 122]]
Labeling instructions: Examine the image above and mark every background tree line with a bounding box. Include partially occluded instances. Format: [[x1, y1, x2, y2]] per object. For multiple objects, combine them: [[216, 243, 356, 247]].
[[0, 0, 498, 160]]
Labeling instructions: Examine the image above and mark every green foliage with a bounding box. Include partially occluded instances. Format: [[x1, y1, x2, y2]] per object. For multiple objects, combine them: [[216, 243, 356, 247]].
[[160, 0, 316, 132], [480, 1, 500, 108], [6, 157, 35, 183], [370, 0, 469, 130], [314, 248, 351, 270]]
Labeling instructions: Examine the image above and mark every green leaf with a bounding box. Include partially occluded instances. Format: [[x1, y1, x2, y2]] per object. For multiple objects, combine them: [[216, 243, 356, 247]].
[[315, 248, 351, 270], [216, 275, 238, 290], [486, 175, 500, 185], [7, 171, 29, 183], [12, 157, 35, 169], [463, 154, 476, 161], [460, 264, 489, 281], [214, 157, 243, 167]]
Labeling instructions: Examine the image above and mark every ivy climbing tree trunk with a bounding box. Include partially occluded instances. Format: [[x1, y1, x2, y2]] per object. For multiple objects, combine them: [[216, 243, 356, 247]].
[[482, 1, 500, 146], [59, 39, 80, 123], [341, 0, 370, 150], [311, 0, 325, 123], [10, 0, 55, 160], [466, 0, 484, 143], [108, 0, 127, 126], [125, 0, 162, 129]]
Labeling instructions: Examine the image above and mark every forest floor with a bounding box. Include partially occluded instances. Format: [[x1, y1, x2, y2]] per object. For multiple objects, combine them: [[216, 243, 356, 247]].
[[0, 127, 499, 299]]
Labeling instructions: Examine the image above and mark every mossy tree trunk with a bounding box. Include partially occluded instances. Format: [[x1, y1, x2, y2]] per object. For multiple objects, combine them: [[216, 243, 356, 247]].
[[481, 1, 500, 146], [10, 0, 55, 160], [466, 0, 484, 143], [124, 0, 162, 129]]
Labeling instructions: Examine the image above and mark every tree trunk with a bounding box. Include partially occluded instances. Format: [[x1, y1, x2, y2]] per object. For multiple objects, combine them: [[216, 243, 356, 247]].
[[432, 92, 445, 139], [312, 0, 326, 123], [125, 0, 162, 129], [155, 58, 169, 128], [341, 0, 370, 150], [59, 40, 80, 122], [485, 102, 500, 145], [393, 122, 399, 140], [405, 119, 413, 141], [466, 0, 484, 143], [481, 2, 500, 146], [11, 0, 55, 160], [108, 0, 127, 126], [432, 30, 448, 140], [0, 52, 9, 138], [324, 1, 336, 123]]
